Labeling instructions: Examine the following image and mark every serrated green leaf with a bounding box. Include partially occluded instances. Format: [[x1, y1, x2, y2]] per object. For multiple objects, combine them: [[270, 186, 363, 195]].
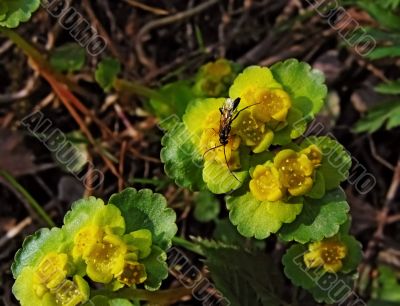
[[95, 57, 121, 92], [355, 101, 400, 133], [85, 296, 133, 306], [149, 81, 195, 119], [161, 121, 206, 191], [372, 265, 400, 302], [0, 0, 40, 28], [203, 159, 247, 194], [50, 43, 86, 73], [307, 171, 326, 199], [356, 1, 400, 31], [341, 235, 363, 274], [11, 228, 66, 278], [375, 80, 400, 95], [369, 300, 400, 306], [227, 192, 303, 239], [279, 188, 350, 243], [193, 191, 220, 222], [203, 244, 284, 306], [367, 46, 400, 60], [141, 245, 168, 291], [301, 136, 351, 190], [108, 188, 177, 250], [213, 219, 266, 250], [270, 59, 327, 117]]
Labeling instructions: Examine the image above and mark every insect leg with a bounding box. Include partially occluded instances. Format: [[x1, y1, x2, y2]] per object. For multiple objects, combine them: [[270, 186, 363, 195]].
[[231, 102, 262, 122], [223, 145, 240, 182], [202, 144, 224, 160]]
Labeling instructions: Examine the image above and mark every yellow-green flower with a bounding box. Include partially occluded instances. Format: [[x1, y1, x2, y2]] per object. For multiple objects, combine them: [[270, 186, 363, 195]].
[[199, 109, 241, 169], [274, 149, 315, 196], [233, 111, 274, 153], [304, 237, 348, 273], [251, 88, 291, 124], [300, 144, 323, 167], [74, 226, 127, 283], [194, 59, 238, 97], [249, 163, 284, 201], [14, 252, 89, 306], [229, 66, 292, 151]]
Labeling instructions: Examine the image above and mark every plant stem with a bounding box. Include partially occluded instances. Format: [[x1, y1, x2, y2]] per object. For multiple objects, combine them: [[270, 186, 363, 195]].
[[172, 236, 204, 256], [114, 78, 165, 101], [92, 287, 192, 303], [0, 170, 55, 227]]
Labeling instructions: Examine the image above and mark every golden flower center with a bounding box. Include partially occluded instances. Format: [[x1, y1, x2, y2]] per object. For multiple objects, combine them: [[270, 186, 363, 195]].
[[234, 112, 264, 146], [118, 262, 147, 286], [53, 280, 84, 306], [320, 245, 344, 265], [253, 89, 291, 123], [279, 157, 307, 188], [87, 240, 119, 270]]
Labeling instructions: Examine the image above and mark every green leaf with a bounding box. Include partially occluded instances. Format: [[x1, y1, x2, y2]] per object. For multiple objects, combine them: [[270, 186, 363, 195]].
[[213, 219, 266, 250], [141, 246, 168, 291], [372, 265, 400, 302], [356, 1, 400, 31], [270, 59, 327, 117], [301, 136, 351, 190], [11, 228, 66, 278], [50, 43, 86, 73], [375, 80, 400, 95], [63, 196, 125, 237], [193, 191, 220, 222], [307, 171, 326, 199], [85, 296, 133, 306], [227, 192, 303, 239], [108, 188, 177, 250], [203, 159, 247, 194], [95, 57, 121, 92], [0, 0, 40, 28], [272, 107, 309, 145], [341, 235, 363, 274], [369, 300, 400, 306], [160, 121, 206, 191], [203, 244, 284, 306], [279, 188, 350, 243], [149, 81, 195, 119], [367, 46, 400, 60], [282, 243, 358, 304], [355, 101, 400, 133]]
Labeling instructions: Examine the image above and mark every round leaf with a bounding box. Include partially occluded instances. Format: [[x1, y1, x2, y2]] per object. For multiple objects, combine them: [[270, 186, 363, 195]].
[[301, 136, 352, 190], [11, 228, 66, 278], [279, 188, 350, 243], [193, 191, 220, 222], [108, 188, 177, 250], [227, 192, 303, 239], [0, 0, 40, 28], [270, 59, 327, 117], [161, 121, 206, 191]]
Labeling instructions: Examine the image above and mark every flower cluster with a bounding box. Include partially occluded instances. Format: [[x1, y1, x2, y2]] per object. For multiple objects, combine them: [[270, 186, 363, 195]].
[[12, 188, 177, 306], [193, 58, 240, 97], [250, 145, 322, 201], [160, 58, 361, 303]]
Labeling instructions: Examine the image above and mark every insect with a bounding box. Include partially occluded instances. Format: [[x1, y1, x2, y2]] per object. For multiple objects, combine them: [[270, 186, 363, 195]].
[[203, 97, 259, 181]]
